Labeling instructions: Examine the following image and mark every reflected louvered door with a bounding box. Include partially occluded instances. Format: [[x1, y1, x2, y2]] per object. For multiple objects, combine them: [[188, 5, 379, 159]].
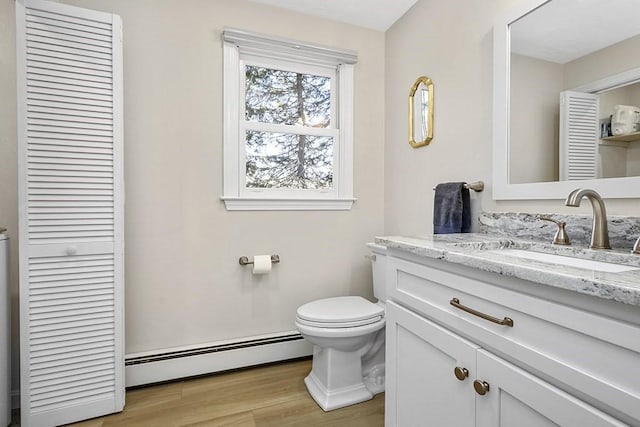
[[16, 0, 124, 426], [559, 91, 599, 180]]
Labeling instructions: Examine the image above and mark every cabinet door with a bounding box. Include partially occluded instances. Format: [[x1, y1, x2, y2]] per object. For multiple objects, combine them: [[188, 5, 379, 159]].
[[16, 0, 124, 426], [385, 301, 478, 427], [475, 349, 626, 427]]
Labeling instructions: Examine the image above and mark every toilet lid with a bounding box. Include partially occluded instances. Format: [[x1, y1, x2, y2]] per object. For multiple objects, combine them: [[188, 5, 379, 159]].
[[296, 296, 384, 325]]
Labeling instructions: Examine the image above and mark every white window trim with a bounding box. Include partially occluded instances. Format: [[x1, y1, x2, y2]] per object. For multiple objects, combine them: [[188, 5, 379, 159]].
[[222, 28, 357, 211]]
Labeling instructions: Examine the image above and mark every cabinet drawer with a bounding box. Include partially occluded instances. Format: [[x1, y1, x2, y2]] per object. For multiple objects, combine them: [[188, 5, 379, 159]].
[[387, 255, 640, 424]]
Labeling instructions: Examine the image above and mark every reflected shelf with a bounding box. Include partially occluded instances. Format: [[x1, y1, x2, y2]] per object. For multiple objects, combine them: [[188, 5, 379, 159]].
[[601, 131, 640, 143]]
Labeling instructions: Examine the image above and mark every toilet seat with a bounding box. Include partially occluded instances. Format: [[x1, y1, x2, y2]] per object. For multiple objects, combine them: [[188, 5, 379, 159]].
[[296, 315, 383, 328], [296, 296, 384, 328]]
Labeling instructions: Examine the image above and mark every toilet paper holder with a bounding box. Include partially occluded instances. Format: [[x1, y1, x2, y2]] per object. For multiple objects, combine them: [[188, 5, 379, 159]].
[[239, 254, 280, 266]]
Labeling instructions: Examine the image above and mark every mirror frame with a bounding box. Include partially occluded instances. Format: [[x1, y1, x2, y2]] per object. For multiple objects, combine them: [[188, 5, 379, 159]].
[[493, 0, 640, 200], [409, 76, 434, 148]]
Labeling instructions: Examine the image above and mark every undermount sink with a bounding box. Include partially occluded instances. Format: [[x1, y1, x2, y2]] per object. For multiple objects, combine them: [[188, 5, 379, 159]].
[[489, 248, 638, 273]]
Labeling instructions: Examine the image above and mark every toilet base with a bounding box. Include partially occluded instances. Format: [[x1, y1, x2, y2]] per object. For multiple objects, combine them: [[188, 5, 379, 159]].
[[363, 363, 385, 395], [304, 372, 373, 412]]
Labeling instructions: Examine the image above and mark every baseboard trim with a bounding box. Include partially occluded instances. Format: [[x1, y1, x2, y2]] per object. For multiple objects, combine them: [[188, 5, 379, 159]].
[[125, 331, 312, 387]]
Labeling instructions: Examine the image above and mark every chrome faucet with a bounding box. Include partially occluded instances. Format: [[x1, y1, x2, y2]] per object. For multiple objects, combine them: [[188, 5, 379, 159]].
[[633, 236, 640, 254], [564, 189, 611, 249]]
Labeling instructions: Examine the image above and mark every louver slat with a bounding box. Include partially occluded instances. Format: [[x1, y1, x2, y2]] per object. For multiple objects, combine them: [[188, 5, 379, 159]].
[[31, 334, 113, 352], [25, 7, 112, 31], [26, 20, 112, 42], [559, 91, 600, 180], [32, 375, 115, 399], [27, 40, 112, 62], [31, 387, 114, 414], [26, 15, 111, 36], [29, 117, 113, 129], [31, 357, 115, 379], [28, 111, 113, 125], [32, 306, 113, 320], [26, 59, 113, 80], [27, 53, 113, 74], [27, 66, 112, 85], [17, 0, 124, 425], [28, 83, 113, 100], [25, 27, 112, 49]]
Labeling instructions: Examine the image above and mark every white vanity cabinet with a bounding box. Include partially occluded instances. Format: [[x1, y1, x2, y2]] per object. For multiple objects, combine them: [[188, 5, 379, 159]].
[[384, 252, 640, 426]]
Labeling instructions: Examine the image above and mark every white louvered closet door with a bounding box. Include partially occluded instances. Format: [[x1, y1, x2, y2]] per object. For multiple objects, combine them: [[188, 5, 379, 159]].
[[559, 91, 600, 181], [16, 0, 124, 426]]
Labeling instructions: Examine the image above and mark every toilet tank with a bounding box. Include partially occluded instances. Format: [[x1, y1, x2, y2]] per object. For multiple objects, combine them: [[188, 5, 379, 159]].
[[367, 243, 387, 303]]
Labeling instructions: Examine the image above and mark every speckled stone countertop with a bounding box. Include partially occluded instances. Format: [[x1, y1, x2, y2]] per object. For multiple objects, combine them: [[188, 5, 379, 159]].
[[375, 233, 640, 307], [478, 212, 640, 250]]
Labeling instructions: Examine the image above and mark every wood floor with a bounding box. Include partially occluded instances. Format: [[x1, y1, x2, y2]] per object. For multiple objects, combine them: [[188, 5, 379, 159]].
[[64, 359, 385, 427]]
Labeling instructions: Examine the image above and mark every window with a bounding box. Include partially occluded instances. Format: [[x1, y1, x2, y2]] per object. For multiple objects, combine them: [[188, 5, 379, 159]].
[[222, 29, 357, 210], [244, 62, 335, 190]]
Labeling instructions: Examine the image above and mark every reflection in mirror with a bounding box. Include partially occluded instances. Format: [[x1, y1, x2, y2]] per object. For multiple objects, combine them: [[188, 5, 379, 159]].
[[508, 0, 640, 185], [409, 76, 434, 148], [414, 83, 428, 140]]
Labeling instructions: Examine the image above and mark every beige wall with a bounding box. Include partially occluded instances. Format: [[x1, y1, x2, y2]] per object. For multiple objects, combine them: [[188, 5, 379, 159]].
[[0, 0, 385, 391], [384, 0, 640, 237], [510, 54, 562, 184], [385, 0, 498, 234], [564, 34, 640, 89], [628, 84, 640, 176]]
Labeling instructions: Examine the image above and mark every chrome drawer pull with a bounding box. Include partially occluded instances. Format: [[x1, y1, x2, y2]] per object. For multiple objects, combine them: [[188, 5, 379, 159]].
[[450, 298, 514, 327]]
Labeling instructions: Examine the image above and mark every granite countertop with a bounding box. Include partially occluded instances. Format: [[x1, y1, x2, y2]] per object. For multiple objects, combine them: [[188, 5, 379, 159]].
[[375, 233, 640, 307]]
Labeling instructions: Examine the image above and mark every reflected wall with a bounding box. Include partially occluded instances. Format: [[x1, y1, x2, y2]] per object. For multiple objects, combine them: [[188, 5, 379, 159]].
[[510, 34, 640, 184]]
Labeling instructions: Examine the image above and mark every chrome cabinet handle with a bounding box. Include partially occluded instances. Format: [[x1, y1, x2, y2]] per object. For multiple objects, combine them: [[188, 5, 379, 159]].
[[454, 366, 469, 381], [450, 298, 514, 327], [473, 380, 490, 395]]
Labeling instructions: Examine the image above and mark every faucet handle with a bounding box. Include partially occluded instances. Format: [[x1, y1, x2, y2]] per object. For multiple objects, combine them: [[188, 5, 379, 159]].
[[540, 216, 571, 246]]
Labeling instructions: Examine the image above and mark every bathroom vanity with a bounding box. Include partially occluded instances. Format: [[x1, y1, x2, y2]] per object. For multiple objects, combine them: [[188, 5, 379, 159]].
[[378, 234, 640, 426]]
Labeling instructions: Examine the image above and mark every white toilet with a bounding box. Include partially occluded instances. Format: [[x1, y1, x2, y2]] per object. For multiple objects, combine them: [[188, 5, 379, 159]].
[[295, 243, 387, 411]]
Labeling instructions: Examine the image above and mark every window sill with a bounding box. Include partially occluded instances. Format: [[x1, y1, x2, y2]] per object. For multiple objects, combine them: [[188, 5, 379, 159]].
[[221, 197, 356, 211]]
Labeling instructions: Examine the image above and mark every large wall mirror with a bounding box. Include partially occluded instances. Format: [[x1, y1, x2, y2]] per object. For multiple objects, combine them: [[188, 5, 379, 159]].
[[493, 0, 640, 199]]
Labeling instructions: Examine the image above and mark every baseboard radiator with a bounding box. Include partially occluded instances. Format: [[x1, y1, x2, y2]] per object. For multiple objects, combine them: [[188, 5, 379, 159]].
[[125, 331, 312, 387]]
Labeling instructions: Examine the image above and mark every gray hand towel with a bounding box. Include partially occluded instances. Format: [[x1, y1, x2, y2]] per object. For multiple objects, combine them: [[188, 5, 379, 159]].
[[433, 182, 471, 234]]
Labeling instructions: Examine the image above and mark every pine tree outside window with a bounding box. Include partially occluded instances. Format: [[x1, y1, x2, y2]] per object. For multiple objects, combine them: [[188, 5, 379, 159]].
[[222, 29, 357, 210]]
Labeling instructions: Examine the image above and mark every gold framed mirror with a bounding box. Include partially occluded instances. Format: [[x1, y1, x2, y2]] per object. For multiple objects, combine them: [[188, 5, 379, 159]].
[[409, 76, 434, 148]]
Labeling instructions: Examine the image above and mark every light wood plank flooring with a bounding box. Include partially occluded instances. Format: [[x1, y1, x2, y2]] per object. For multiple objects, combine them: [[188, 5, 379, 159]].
[[64, 359, 384, 427]]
